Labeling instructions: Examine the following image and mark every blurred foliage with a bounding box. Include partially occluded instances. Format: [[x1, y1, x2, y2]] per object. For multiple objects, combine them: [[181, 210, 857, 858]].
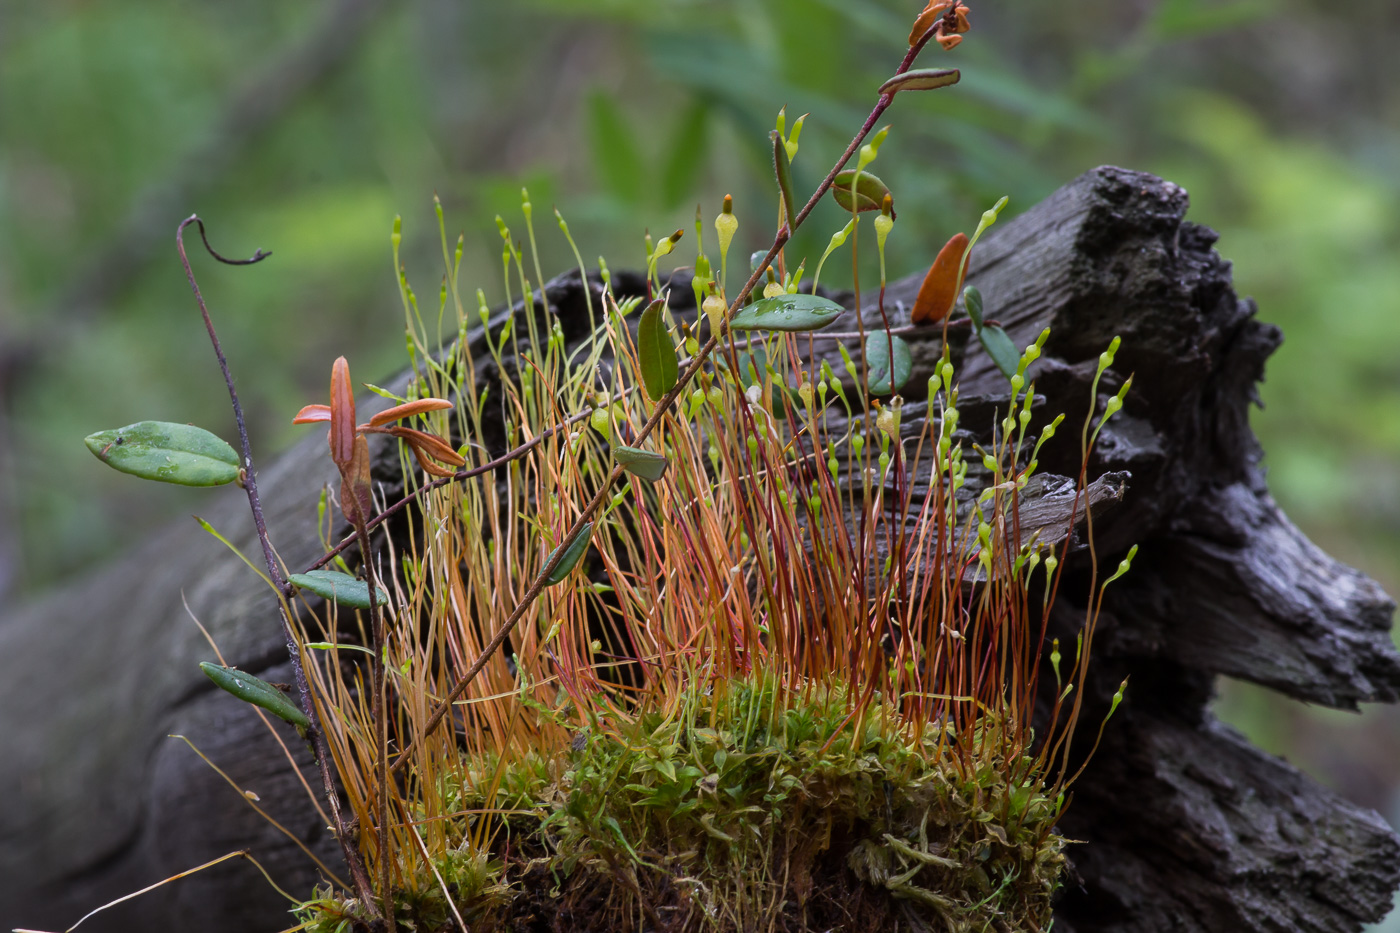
[[1, 0, 1398, 888]]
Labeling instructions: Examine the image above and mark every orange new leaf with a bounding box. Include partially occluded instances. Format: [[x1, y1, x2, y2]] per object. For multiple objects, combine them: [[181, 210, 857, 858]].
[[388, 427, 466, 468], [367, 398, 454, 428], [292, 404, 332, 424], [340, 434, 373, 521], [408, 443, 460, 479], [909, 1, 971, 47], [911, 232, 969, 325], [329, 357, 356, 470]]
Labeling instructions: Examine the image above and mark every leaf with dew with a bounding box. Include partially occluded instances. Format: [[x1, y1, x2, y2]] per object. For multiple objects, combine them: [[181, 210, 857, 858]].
[[729, 294, 845, 333], [200, 662, 310, 729], [84, 421, 240, 487]]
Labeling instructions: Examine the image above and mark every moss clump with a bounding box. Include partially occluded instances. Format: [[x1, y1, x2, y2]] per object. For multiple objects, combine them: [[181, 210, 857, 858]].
[[302, 674, 1064, 933]]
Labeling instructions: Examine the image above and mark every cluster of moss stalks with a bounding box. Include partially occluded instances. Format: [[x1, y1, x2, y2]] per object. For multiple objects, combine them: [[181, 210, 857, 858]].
[[297, 674, 1066, 933]]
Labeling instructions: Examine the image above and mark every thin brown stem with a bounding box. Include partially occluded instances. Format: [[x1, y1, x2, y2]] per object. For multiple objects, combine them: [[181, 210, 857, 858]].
[[176, 216, 379, 912]]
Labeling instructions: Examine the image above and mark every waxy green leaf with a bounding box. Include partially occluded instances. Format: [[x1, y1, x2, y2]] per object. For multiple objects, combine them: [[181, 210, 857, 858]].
[[865, 331, 913, 394], [545, 521, 595, 585], [613, 446, 670, 482], [729, 294, 845, 333], [878, 68, 961, 97], [200, 662, 311, 729], [831, 170, 895, 217], [84, 421, 239, 486], [637, 298, 679, 400], [288, 569, 387, 609], [963, 285, 985, 329], [978, 324, 1022, 379]]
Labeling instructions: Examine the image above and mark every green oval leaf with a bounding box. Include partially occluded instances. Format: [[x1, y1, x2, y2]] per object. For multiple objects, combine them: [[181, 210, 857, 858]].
[[865, 331, 913, 395], [288, 569, 388, 609], [729, 294, 846, 333], [831, 170, 894, 217], [978, 324, 1022, 380], [963, 285, 984, 329], [879, 68, 960, 96], [84, 421, 239, 487], [545, 521, 595, 585], [637, 298, 679, 400], [613, 446, 670, 482], [200, 662, 310, 729]]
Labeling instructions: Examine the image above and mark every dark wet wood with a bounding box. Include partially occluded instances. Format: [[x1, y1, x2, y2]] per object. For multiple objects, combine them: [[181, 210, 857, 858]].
[[3, 166, 1396, 932]]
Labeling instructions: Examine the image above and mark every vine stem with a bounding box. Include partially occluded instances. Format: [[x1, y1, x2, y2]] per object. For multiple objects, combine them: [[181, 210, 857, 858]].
[[176, 217, 380, 914], [391, 28, 945, 773]]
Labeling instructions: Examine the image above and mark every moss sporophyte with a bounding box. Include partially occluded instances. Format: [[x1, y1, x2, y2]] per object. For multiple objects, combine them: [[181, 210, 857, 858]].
[[74, 3, 1138, 930]]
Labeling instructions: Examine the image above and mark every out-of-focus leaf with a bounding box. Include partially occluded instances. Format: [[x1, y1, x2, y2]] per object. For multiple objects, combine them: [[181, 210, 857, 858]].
[[661, 99, 710, 208], [978, 324, 1022, 379], [1151, 0, 1275, 39], [84, 421, 239, 486], [587, 91, 646, 204], [200, 662, 310, 729], [288, 569, 387, 609], [637, 298, 679, 399], [729, 294, 845, 332], [613, 445, 670, 482], [545, 522, 595, 585], [865, 331, 912, 394], [831, 170, 894, 216]]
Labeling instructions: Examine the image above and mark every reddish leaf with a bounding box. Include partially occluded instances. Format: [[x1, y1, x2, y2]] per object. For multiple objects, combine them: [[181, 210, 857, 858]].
[[388, 426, 466, 467], [292, 404, 332, 424], [908, 1, 970, 46], [340, 434, 372, 521], [911, 233, 969, 325], [367, 398, 453, 428], [330, 357, 356, 470], [909, 3, 944, 45]]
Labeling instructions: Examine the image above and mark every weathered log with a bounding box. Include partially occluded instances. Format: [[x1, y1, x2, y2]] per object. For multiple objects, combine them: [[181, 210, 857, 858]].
[[2, 166, 1396, 932]]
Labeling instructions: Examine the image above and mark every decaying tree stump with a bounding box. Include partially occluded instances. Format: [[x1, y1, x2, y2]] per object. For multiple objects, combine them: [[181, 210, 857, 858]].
[[3, 166, 1396, 932]]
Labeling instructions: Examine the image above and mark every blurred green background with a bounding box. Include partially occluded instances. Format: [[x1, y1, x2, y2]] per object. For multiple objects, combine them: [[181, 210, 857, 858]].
[[2, 0, 1398, 920]]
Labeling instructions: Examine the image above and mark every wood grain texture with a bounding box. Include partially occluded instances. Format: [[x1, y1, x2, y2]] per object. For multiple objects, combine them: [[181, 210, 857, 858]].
[[3, 166, 1396, 932]]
